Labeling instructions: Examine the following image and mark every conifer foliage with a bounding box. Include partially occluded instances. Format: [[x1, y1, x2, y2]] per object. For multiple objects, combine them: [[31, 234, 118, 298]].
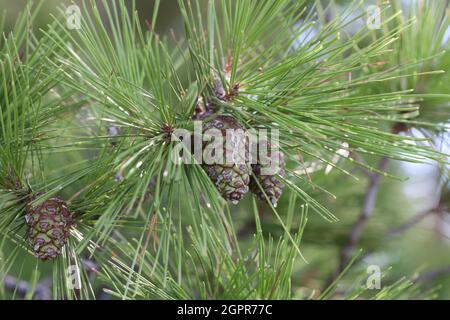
[[0, 0, 449, 300]]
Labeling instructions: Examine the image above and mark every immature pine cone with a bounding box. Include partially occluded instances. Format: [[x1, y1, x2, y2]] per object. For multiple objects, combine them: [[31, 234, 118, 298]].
[[249, 142, 285, 206], [202, 115, 251, 204], [25, 196, 75, 261]]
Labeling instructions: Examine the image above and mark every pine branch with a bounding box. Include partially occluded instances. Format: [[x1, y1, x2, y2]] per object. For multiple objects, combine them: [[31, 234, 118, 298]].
[[327, 157, 389, 286], [386, 207, 438, 237], [0, 0, 449, 300], [415, 265, 450, 283]]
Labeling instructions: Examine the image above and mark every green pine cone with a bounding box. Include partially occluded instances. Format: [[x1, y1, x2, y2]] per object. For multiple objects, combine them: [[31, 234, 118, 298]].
[[249, 144, 285, 206], [202, 115, 251, 204], [25, 196, 75, 261]]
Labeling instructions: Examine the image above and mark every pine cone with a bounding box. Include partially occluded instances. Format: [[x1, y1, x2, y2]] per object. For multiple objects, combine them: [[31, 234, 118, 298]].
[[25, 196, 75, 261], [202, 115, 250, 204], [250, 143, 285, 206]]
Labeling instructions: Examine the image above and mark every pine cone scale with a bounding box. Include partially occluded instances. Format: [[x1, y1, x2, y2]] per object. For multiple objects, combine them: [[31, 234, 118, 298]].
[[249, 143, 286, 206], [202, 115, 251, 204]]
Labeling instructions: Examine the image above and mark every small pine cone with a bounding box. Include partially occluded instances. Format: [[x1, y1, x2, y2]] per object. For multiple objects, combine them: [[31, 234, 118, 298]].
[[202, 115, 251, 204], [250, 144, 285, 206], [25, 196, 75, 261]]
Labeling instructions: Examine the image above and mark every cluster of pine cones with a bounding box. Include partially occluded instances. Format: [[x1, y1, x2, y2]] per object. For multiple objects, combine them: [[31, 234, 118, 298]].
[[19, 80, 285, 261], [200, 114, 285, 206]]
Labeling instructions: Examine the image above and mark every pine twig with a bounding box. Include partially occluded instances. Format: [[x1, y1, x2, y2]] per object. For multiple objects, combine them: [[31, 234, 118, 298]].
[[331, 193, 445, 287], [386, 207, 438, 237], [415, 265, 450, 283], [330, 157, 390, 283]]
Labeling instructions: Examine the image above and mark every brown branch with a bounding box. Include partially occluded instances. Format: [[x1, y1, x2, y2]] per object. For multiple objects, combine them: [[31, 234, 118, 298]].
[[415, 265, 450, 283], [357, 206, 438, 261], [386, 207, 438, 237], [138, 213, 159, 264], [339, 157, 389, 272], [327, 157, 389, 285]]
